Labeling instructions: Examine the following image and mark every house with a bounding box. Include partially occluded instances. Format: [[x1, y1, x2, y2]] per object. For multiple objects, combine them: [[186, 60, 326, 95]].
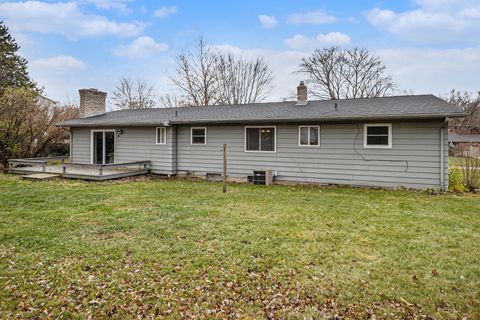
[[448, 132, 480, 156], [58, 83, 466, 189]]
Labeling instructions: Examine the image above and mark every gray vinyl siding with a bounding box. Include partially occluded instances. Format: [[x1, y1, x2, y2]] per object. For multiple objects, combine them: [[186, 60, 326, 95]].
[[70, 127, 91, 164], [69, 120, 448, 189], [115, 127, 175, 174], [70, 127, 176, 174], [176, 121, 448, 189]]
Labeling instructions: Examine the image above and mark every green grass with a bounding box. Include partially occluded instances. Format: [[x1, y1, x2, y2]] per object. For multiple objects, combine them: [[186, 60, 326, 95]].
[[0, 174, 479, 319]]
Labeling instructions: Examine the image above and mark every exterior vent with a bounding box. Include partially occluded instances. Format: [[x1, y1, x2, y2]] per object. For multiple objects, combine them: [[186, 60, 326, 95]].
[[252, 170, 274, 186]]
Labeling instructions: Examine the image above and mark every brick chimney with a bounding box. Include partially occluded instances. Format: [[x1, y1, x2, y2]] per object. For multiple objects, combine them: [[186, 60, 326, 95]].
[[79, 88, 107, 118], [296, 81, 307, 105]]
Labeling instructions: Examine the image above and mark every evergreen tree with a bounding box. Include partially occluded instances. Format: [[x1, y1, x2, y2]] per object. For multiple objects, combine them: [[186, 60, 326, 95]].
[[0, 21, 37, 94]]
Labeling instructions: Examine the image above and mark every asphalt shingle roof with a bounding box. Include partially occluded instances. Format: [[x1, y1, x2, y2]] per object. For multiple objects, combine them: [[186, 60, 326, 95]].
[[58, 94, 467, 127]]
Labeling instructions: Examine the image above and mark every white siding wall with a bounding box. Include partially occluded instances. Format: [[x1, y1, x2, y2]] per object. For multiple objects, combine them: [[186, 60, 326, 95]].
[[70, 120, 448, 189]]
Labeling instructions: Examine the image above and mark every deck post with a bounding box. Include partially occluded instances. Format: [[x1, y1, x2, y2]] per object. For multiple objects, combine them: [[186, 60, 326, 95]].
[[42, 163, 46, 173], [99, 167, 103, 176]]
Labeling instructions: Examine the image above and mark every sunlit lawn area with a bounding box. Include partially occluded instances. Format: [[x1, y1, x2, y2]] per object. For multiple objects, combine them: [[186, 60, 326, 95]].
[[0, 174, 479, 319]]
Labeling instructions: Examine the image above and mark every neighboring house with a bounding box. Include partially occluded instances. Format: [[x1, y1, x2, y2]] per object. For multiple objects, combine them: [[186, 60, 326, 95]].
[[448, 132, 480, 156], [58, 83, 466, 189], [38, 94, 60, 107]]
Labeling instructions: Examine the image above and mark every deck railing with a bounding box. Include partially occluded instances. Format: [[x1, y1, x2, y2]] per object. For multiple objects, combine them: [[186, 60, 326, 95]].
[[7, 157, 150, 179], [61, 160, 150, 176], [8, 156, 70, 173]]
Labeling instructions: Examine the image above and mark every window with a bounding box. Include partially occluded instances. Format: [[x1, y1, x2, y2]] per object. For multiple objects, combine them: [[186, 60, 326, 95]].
[[299, 125, 320, 146], [245, 126, 276, 152], [364, 123, 392, 148], [191, 127, 206, 145], [156, 127, 166, 144]]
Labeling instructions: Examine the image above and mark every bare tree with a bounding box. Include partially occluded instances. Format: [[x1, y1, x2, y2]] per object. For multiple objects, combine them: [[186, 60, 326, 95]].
[[170, 38, 221, 106], [447, 89, 480, 134], [170, 38, 273, 106], [111, 77, 156, 110], [0, 87, 78, 167], [298, 47, 395, 100], [216, 54, 273, 105], [158, 94, 185, 108]]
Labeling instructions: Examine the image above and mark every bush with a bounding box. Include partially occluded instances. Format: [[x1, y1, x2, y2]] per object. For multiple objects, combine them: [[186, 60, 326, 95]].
[[449, 167, 466, 192], [457, 147, 480, 191]]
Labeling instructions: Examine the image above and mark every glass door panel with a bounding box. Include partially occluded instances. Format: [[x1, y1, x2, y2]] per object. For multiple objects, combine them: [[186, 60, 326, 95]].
[[92, 131, 115, 165], [93, 132, 104, 164], [105, 132, 115, 164]]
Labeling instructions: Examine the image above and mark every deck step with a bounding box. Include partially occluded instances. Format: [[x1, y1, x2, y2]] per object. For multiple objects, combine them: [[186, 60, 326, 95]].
[[21, 173, 60, 180]]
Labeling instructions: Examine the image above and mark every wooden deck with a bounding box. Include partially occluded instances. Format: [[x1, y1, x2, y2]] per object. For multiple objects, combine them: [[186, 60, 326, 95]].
[[7, 157, 150, 181]]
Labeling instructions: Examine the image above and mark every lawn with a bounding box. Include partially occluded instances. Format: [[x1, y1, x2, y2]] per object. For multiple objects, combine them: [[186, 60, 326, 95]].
[[0, 174, 479, 319]]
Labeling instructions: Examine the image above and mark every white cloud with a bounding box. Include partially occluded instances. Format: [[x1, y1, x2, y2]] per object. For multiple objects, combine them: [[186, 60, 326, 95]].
[[258, 14, 278, 29], [153, 6, 178, 17], [378, 47, 480, 95], [84, 0, 133, 11], [287, 10, 337, 25], [29, 55, 87, 98], [113, 36, 169, 58], [11, 31, 34, 48], [0, 1, 146, 39], [284, 32, 351, 50], [30, 55, 87, 73], [459, 7, 480, 19], [364, 2, 480, 43], [347, 17, 359, 24]]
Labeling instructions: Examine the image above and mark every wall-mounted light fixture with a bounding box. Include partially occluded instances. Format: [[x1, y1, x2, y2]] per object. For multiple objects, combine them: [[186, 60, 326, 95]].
[[116, 129, 123, 136]]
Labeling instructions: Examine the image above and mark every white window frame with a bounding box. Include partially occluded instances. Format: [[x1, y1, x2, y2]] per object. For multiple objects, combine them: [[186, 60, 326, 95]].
[[244, 126, 277, 153], [363, 123, 392, 149], [191, 127, 207, 145], [156, 127, 167, 145], [90, 129, 116, 164], [298, 125, 320, 147]]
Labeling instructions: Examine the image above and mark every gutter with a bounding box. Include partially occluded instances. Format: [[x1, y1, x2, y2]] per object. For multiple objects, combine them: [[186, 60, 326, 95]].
[[58, 112, 469, 128], [174, 125, 178, 175]]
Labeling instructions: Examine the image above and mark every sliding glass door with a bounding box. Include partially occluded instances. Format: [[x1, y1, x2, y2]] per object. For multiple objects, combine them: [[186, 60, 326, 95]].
[[92, 130, 115, 164]]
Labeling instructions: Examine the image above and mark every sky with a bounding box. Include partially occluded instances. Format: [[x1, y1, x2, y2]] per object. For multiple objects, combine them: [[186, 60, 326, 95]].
[[1, 0, 479, 106]]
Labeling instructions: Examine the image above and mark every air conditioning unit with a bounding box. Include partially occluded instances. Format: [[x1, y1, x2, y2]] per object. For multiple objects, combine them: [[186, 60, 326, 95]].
[[252, 170, 274, 186]]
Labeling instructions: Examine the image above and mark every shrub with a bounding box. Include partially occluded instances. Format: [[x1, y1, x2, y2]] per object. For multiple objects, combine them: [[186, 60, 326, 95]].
[[449, 167, 466, 193], [458, 147, 480, 191]]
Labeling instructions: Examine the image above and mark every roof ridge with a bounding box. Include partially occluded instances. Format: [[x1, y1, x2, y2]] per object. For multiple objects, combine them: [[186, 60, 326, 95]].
[[58, 94, 466, 127], [105, 94, 437, 113]]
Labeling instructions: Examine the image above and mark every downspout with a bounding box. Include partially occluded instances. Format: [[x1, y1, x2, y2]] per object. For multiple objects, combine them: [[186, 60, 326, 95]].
[[69, 128, 73, 163], [174, 125, 178, 175], [440, 119, 448, 191]]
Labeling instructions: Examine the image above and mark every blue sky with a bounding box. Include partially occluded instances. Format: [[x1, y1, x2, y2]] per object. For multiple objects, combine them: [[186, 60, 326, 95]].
[[1, 0, 479, 105]]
